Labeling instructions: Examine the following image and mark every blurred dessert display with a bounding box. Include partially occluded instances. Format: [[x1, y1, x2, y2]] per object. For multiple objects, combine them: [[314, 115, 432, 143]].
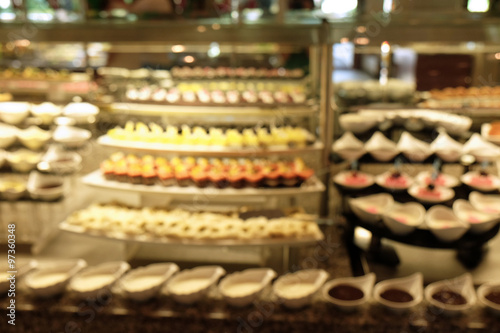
[[334, 79, 416, 107], [106, 122, 315, 149], [62, 203, 323, 243], [170, 66, 305, 80], [99, 153, 314, 189], [419, 86, 500, 109]]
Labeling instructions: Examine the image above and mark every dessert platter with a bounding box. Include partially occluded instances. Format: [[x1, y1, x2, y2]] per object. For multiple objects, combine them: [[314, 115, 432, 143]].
[[59, 203, 324, 246]]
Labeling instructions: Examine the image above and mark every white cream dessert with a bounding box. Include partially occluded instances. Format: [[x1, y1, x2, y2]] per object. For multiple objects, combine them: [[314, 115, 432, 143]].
[[28, 273, 69, 289], [278, 283, 317, 298], [123, 276, 164, 292], [170, 278, 211, 294], [223, 282, 262, 297], [72, 274, 116, 292]]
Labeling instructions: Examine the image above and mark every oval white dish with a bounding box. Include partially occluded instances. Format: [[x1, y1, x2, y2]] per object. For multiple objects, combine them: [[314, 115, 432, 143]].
[[273, 269, 329, 309], [218, 268, 277, 307]]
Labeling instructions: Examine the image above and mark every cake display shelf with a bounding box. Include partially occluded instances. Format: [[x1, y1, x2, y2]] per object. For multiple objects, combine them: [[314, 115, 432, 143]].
[[59, 222, 323, 248], [106, 102, 317, 117], [97, 135, 324, 157], [82, 170, 325, 197]]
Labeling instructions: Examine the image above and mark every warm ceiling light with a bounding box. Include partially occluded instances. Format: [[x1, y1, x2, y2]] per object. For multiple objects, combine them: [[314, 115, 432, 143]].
[[183, 55, 195, 63], [197, 25, 207, 33], [171, 45, 185, 53], [495, 53, 500, 60]]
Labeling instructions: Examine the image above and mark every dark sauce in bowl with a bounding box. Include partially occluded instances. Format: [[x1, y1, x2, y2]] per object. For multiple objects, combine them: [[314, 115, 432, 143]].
[[328, 284, 364, 301], [485, 291, 500, 305], [432, 289, 467, 306], [380, 288, 414, 303]]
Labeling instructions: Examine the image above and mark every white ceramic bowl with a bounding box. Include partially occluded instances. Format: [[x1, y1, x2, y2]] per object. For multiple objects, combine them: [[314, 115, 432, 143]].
[[53, 125, 92, 148], [17, 126, 51, 150], [461, 171, 500, 192], [69, 261, 130, 299], [365, 131, 399, 162], [27, 171, 65, 201], [339, 113, 380, 134], [31, 102, 62, 125], [463, 133, 500, 162], [0, 175, 27, 201], [0, 123, 18, 149], [373, 273, 423, 313], [408, 184, 455, 204], [332, 132, 365, 162], [415, 171, 460, 188], [63, 102, 99, 124], [425, 205, 470, 242], [273, 269, 329, 309], [25, 259, 87, 298], [218, 268, 277, 307], [431, 132, 463, 162], [322, 273, 375, 312], [0, 102, 30, 124], [349, 193, 394, 224], [477, 282, 500, 316], [119, 263, 179, 302], [38, 145, 82, 174], [375, 170, 413, 191], [165, 266, 226, 304], [452, 199, 500, 234], [6, 149, 42, 173], [382, 202, 426, 236], [333, 170, 374, 190], [424, 273, 476, 316], [397, 131, 432, 162], [469, 191, 500, 215]]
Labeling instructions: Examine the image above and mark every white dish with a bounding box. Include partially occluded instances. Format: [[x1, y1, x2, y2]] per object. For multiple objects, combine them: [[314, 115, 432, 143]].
[[0, 102, 30, 124], [0, 259, 37, 294], [119, 263, 179, 301], [0, 123, 18, 149], [69, 261, 130, 299], [27, 171, 65, 201], [477, 282, 500, 316], [431, 131, 463, 162], [461, 171, 500, 192], [31, 102, 62, 125], [463, 133, 500, 162], [469, 191, 500, 215], [397, 131, 432, 162], [17, 126, 51, 150], [453, 199, 500, 234], [273, 269, 328, 309], [38, 145, 82, 174], [425, 205, 469, 242], [408, 184, 455, 204], [375, 170, 413, 191], [165, 266, 226, 304], [218, 268, 277, 307], [382, 202, 426, 236], [338, 113, 380, 134], [7, 149, 42, 173], [373, 273, 423, 313], [322, 273, 375, 312], [415, 171, 460, 188], [25, 259, 87, 298], [333, 170, 374, 190], [365, 131, 399, 162], [53, 125, 92, 148], [63, 102, 99, 123], [424, 273, 476, 316], [349, 193, 394, 224], [332, 132, 365, 162]]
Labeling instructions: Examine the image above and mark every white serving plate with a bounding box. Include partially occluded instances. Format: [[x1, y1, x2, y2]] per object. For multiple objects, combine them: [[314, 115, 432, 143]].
[[218, 268, 277, 307], [373, 273, 423, 313], [349, 193, 394, 224], [415, 171, 460, 188], [165, 266, 225, 304], [408, 184, 455, 204], [461, 171, 500, 192], [425, 205, 470, 242], [69, 261, 130, 299], [322, 273, 375, 312], [119, 263, 179, 301], [273, 269, 329, 309], [424, 273, 476, 316], [333, 170, 374, 190], [382, 202, 425, 236], [25, 259, 86, 298], [453, 199, 500, 234]]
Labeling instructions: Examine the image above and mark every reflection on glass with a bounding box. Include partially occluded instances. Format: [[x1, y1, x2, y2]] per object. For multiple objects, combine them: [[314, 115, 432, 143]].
[[321, 0, 357, 16], [0, 0, 16, 21], [26, 0, 54, 22], [467, 0, 489, 12]]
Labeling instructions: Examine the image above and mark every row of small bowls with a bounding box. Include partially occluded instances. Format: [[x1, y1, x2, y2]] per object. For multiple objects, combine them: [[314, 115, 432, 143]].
[[324, 272, 500, 316], [349, 192, 500, 241], [333, 130, 500, 163], [0, 171, 65, 201], [339, 109, 472, 136], [0, 101, 99, 125], [0, 123, 92, 151], [2, 260, 499, 316]]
